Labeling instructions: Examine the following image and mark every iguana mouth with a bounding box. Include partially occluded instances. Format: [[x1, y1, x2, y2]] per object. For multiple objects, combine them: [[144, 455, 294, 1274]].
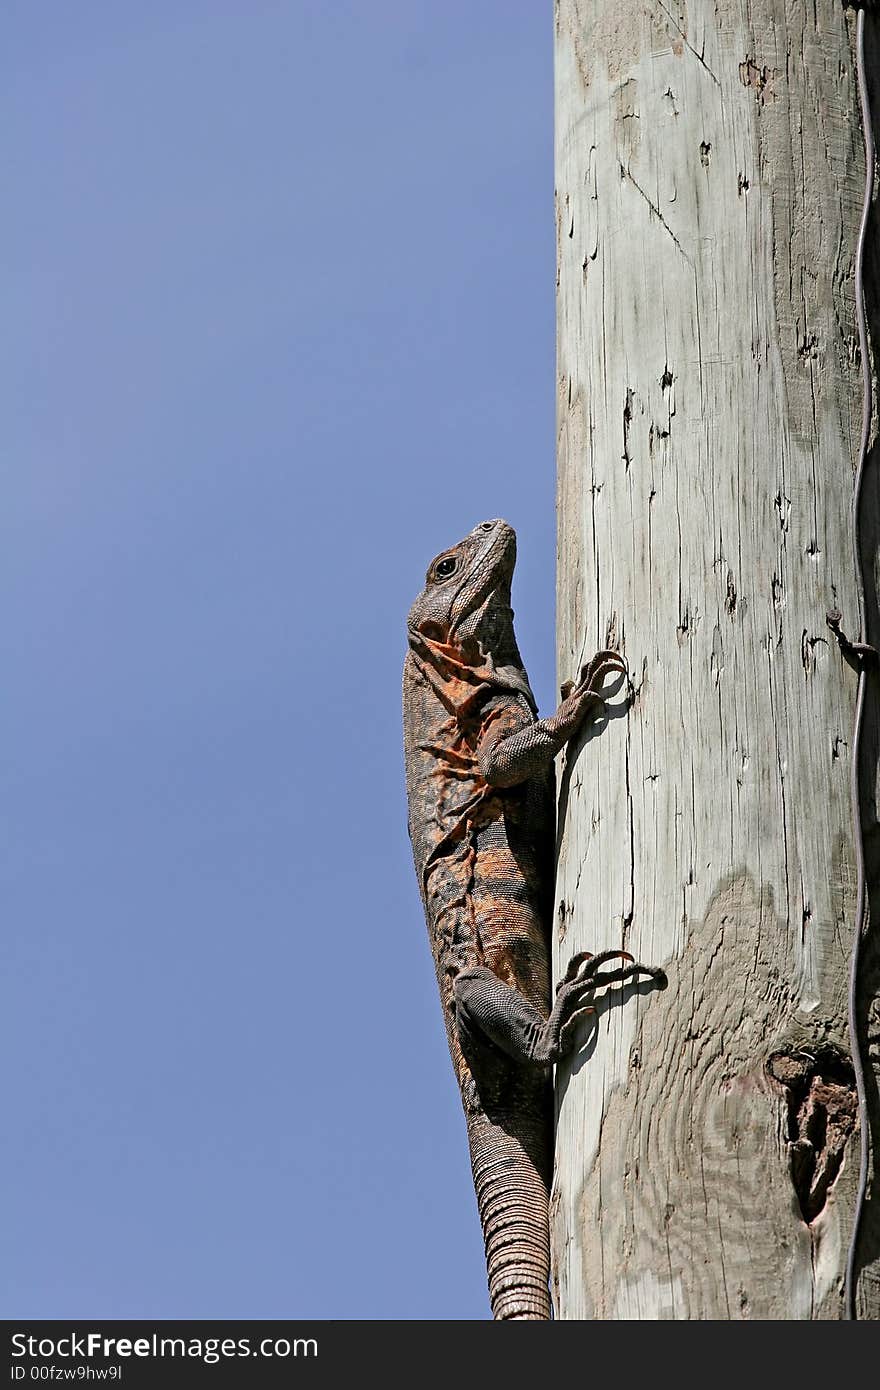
[[447, 522, 516, 640]]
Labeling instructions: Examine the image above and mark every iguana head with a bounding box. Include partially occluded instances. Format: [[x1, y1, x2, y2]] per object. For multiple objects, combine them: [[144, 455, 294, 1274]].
[[406, 518, 536, 711]]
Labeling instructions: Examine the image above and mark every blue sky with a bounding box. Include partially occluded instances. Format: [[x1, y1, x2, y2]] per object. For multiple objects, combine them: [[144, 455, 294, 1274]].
[[3, 2, 554, 1319]]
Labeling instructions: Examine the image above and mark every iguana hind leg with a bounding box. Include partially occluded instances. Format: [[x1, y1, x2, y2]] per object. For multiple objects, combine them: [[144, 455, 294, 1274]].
[[454, 952, 665, 1068]]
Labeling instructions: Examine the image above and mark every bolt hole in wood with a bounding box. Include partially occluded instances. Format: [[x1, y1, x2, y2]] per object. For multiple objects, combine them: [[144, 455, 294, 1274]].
[[765, 1046, 857, 1224]]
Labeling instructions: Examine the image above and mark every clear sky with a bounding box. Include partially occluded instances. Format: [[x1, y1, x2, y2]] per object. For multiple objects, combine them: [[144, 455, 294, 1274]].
[[4, 2, 554, 1320]]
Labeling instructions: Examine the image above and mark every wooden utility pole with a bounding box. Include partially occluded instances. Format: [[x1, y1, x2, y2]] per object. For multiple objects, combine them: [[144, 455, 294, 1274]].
[[552, 0, 880, 1318]]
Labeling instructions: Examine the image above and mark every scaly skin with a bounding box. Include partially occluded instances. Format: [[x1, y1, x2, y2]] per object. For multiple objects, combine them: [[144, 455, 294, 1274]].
[[402, 518, 663, 1320]]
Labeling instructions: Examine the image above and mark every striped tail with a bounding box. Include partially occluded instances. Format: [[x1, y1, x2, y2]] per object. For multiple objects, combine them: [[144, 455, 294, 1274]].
[[466, 1110, 552, 1319]]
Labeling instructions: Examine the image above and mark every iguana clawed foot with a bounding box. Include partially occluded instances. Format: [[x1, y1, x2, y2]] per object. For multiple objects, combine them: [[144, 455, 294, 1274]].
[[559, 649, 628, 702], [453, 949, 666, 1070], [547, 949, 666, 1059], [555, 947, 648, 994], [551, 650, 629, 744]]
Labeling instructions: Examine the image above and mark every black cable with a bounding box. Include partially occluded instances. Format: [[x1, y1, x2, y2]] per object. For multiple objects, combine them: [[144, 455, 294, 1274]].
[[844, 1, 873, 1322]]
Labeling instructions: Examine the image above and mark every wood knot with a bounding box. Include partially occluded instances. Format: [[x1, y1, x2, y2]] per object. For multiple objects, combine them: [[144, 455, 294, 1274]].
[[766, 1044, 857, 1224]]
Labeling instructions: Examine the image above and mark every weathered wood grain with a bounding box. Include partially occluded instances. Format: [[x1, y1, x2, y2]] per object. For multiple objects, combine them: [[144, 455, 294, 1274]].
[[553, 0, 880, 1318]]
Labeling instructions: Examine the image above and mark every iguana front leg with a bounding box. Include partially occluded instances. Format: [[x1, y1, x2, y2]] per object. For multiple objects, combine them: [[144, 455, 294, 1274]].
[[477, 650, 627, 788], [454, 952, 666, 1067]]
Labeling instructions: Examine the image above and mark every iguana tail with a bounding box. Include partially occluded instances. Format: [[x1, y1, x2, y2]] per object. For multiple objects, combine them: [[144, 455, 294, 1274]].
[[466, 1109, 552, 1320]]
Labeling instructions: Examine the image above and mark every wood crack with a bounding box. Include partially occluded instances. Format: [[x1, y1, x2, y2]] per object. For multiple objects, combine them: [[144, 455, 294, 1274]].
[[618, 163, 693, 264]]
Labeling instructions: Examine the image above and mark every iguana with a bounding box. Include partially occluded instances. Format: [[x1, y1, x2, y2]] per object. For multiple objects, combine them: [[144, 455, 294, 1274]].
[[402, 517, 664, 1320]]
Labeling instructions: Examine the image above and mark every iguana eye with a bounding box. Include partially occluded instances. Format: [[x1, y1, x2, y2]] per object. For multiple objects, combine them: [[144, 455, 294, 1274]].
[[434, 556, 457, 579]]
